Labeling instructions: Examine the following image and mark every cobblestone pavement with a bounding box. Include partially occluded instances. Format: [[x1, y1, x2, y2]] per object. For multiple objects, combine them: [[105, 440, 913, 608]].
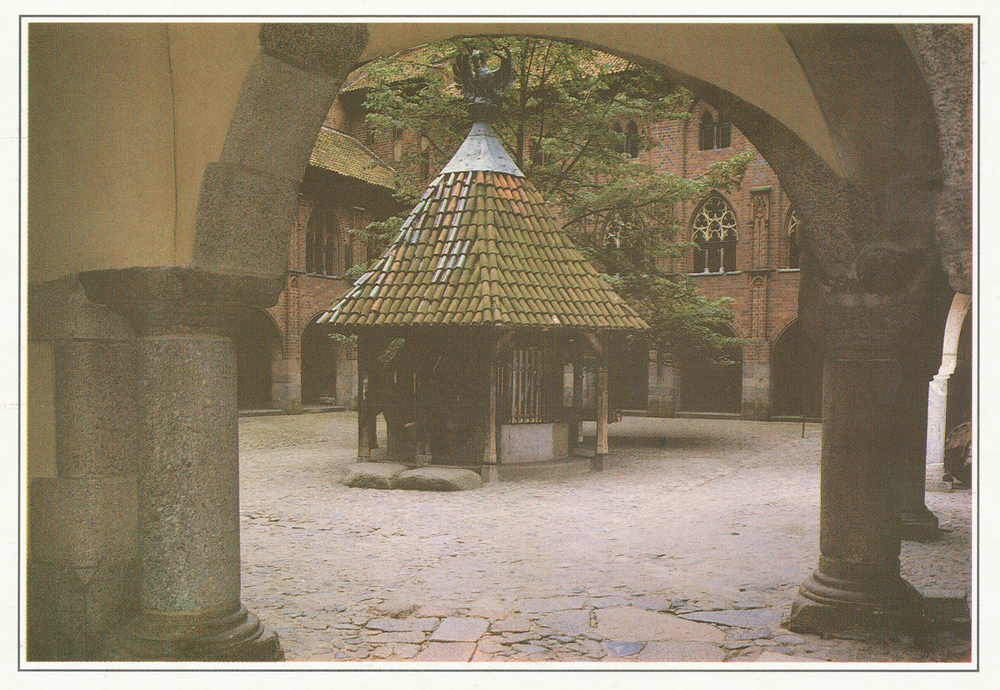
[[238, 412, 973, 665]]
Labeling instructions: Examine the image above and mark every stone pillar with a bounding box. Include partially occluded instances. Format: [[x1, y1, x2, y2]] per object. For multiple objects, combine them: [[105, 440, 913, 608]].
[[926, 293, 972, 490], [271, 355, 302, 412], [786, 355, 923, 634], [79, 268, 283, 661], [896, 353, 940, 541], [742, 273, 771, 420], [647, 350, 677, 418], [27, 278, 140, 660]]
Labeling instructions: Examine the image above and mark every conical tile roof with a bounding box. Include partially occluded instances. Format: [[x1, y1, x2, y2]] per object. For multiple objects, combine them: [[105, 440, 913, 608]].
[[319, 125, 648, 332]]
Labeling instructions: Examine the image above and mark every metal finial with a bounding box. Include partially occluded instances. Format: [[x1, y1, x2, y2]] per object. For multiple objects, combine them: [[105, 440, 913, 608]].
[[452, 47, 514, 122]]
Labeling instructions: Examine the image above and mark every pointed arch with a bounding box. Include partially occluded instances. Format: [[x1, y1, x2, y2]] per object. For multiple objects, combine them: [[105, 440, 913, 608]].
[[691, 193, 739, 273], [236, 309, 283, 410], [306, 206, 343, 276], [771, 318, 823, 418], [699, 110, 716, 150]]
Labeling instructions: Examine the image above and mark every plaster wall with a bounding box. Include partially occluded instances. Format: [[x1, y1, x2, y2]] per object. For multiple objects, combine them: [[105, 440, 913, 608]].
[[500, 422, 571, 464], [27, 342, 57, 480], [28, 22, 260, 283]]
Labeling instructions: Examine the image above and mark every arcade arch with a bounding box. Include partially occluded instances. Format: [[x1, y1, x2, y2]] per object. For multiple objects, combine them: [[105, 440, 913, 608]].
[[27, 22, 969, 660], [236, 309, 283, 410], [678, 324, 743, 414], [300, 313, 341, 406], [771, 319, 823, 419]]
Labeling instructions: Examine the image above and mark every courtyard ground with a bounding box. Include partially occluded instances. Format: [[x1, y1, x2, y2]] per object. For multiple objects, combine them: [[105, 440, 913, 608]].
[[238, 411, 973, 666]]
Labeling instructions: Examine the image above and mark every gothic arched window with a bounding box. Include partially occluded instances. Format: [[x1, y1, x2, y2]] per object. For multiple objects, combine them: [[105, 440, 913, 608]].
[[787, 209, 801, 269], [699, 111, 716, 150], [306, 207, 341, 276], [699, 109, 732, 150], [692, 195, 738, 273], [626, 120, 640, 159], [717, 113, 731, 149]]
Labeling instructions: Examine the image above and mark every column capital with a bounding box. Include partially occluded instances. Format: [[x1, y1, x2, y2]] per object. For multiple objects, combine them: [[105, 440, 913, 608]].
[[78, 267, 284, 337]]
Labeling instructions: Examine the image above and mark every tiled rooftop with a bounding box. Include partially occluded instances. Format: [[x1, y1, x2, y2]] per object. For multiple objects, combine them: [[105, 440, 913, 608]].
[[319, 167, 648, 331], [309, 127, 398, 191]]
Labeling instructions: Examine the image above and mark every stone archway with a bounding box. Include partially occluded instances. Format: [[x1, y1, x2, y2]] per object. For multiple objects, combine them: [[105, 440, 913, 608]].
[[192, 21, 958, 644], [300, 315, 338, 406], [64, 23, 964, 660], [678, 325, 743, 415], [237, 309, 283, 410], [771, 320, 823, 419]]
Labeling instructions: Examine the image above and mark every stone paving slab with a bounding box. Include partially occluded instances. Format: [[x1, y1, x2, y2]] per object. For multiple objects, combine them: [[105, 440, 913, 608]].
[[414, 642, 478, 662], [678, 607, 783, 629], [366, 616, 439, 632], [368, 631, 427, 644], [752, 651, 824, 663], [429, 617, 490, 642], [537, 609, 592, 634], [636, 641, 726, 662], [491, 616, 533, 633], [594, 606, 725, 643], [602, 640, 644, 657]]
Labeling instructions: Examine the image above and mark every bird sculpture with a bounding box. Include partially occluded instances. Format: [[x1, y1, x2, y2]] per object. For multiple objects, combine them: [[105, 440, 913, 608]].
[[453, 47, 513, 109]]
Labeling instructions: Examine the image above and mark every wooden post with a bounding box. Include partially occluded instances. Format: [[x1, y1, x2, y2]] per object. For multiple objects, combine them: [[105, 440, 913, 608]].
[[483, 353, 499, 483], [595, 364, 609, 471], [483, 332, 512, 482], [357, 336, 371, 461], [587, 332, 608, 472], [571, 357, 584, 449]]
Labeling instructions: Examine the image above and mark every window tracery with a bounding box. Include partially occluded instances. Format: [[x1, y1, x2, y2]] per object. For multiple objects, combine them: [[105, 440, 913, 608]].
[[306, 207, 342, 276], [692, 195, 738, 273]]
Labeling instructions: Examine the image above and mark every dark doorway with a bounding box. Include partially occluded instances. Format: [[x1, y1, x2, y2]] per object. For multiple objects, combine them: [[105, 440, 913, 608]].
[[301, 319, 338, 405], [237, 310, 281, 410], [610, 340, 650, 412], [678, 327, 742, 413], [771, 320, 823, 419]]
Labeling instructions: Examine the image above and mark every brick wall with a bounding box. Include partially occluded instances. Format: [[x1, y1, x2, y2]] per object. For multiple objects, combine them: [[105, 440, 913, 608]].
[[272, 89, 809, 416]]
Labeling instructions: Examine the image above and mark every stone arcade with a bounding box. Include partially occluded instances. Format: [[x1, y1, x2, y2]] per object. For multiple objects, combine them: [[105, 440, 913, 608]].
[[26, 22, 972, 661]]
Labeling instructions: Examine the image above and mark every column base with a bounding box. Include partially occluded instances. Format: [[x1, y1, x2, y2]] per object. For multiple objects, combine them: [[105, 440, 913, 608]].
[[482, 465, 500, 484], [785, 563, 925, 637], [590, 454, 606, 472], [106, 604, 283, 662], [901, 505, 940, 542]]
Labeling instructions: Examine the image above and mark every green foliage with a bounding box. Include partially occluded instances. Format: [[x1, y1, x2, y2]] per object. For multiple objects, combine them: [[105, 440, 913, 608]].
[[353, 36, 752, 363]]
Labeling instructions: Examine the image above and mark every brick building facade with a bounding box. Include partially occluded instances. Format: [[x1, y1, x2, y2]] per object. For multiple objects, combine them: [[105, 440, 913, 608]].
[[237, 125, 402, 411], [240, 63, 822, 420]]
